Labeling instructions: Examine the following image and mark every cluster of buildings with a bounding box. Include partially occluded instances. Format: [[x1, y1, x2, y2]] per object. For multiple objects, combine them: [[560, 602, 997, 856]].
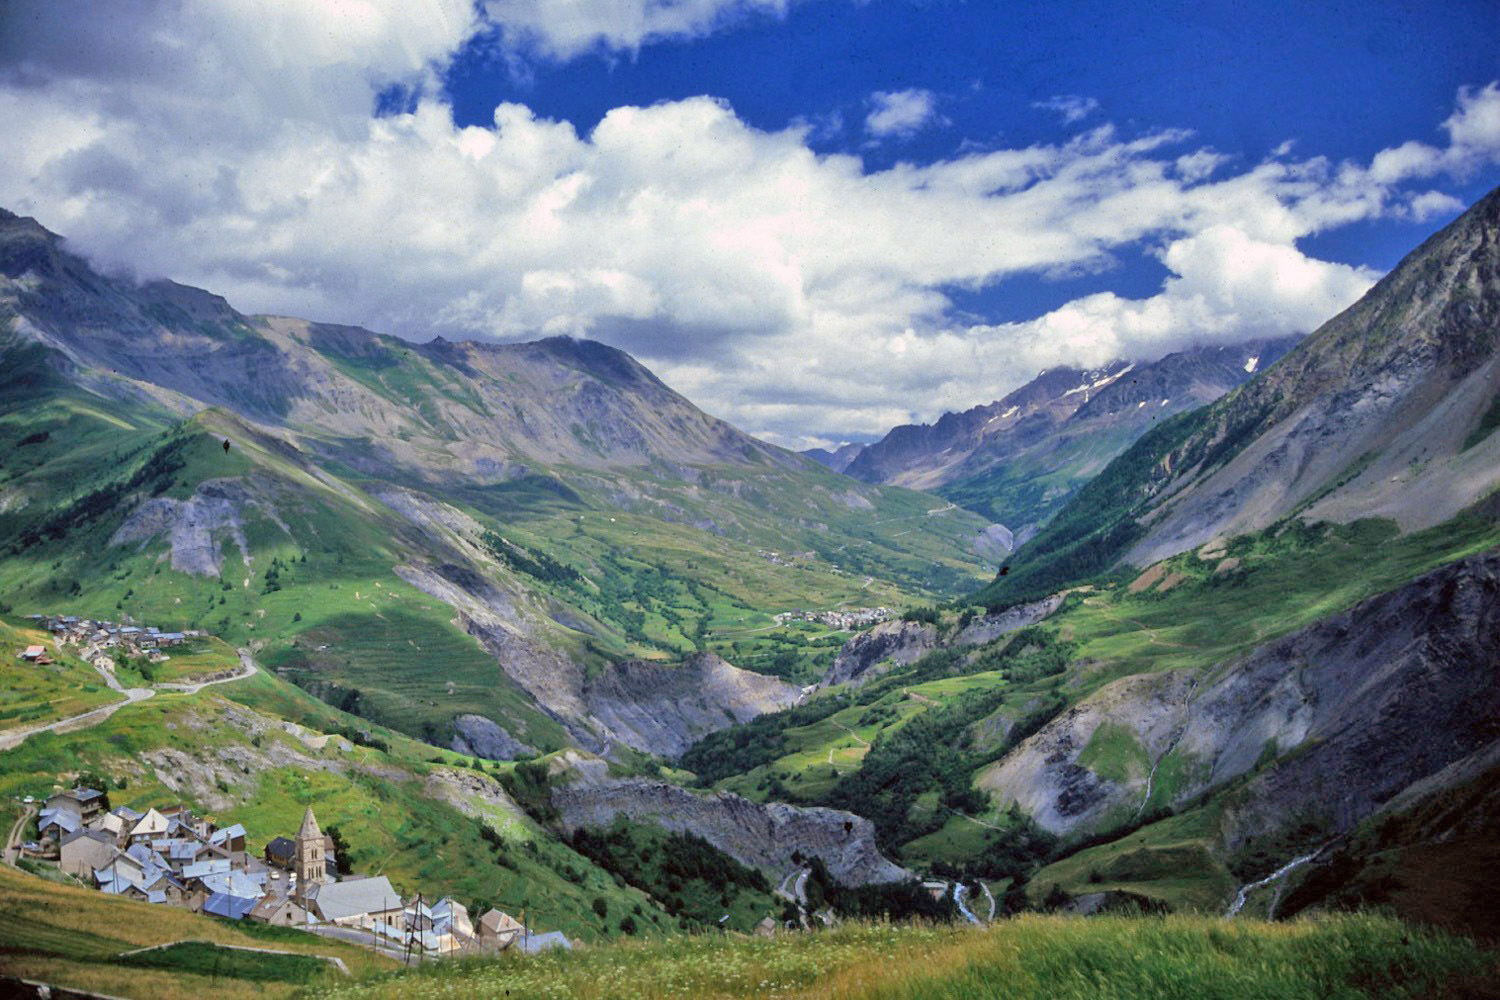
[[773, 607, 893, 630], [23, 614, 196, 671], [27, 788, 568, 958]]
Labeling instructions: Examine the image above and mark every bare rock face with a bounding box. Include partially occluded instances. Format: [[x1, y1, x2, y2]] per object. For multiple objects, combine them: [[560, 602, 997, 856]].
[[110, 478, 263, 576], [1122, 187, 1500, 567], [977, 670, 1195, 834], [450, 714, 536, 761], [979, 546, 1500, 845], [584, 652, 803, 758], [1203, 546, 1500, 852], [819, 594, 1063, 691], [955, 593, 1065, 646], [972, 523, 1015, 562], [551, 776, 910, 885], [820, 620, 937, 689]]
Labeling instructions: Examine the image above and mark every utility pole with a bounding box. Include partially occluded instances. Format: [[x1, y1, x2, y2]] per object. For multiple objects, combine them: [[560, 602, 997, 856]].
[[414, 890, 425, 966]]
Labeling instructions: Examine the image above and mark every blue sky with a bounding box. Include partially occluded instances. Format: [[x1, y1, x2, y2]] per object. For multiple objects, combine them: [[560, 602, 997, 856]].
[[2, 0, 1499, 445]]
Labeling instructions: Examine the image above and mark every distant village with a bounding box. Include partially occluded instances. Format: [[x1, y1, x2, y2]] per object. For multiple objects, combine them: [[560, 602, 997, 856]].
[[20, 788, 568, 958], [21, 613, 197, 673], [773, 607, 893, 630]]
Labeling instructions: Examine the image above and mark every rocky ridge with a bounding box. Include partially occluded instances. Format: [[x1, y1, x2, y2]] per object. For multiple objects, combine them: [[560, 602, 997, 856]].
[[819, 593, 1065, 689], [979, 546, 1500, 852], [549, 760, 909, 886]]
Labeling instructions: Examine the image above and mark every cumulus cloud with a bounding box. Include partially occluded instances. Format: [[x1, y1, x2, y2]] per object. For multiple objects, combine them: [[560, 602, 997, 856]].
[[865, 89, 944, 138], [483, 0, 792, 59], [0, 3, 1496, 445], [1034, 95, 1100, 126]]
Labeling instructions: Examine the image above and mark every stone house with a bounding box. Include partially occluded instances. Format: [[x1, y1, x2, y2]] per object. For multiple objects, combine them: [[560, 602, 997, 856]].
[[477, 908, 523, 950], [249, 893, 309, 927], [59, 829, 118, 878]]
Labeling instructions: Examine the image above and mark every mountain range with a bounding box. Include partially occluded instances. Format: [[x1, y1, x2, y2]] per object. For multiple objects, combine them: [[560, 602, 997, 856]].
[[0, 207, 994, 758], [812, 336, 1301, 546], [3, 185, 1500, 976]]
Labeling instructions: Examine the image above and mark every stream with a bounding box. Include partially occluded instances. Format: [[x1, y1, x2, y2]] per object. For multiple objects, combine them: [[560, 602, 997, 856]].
[[1225, 848, 1324, 917], [953, 883, 981, 925]]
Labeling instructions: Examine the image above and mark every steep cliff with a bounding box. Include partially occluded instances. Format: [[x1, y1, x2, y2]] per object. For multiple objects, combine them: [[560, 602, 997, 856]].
[[551, 769, 910, 886], [584, 653, 803, 758], [979, 546, 1500, 846]]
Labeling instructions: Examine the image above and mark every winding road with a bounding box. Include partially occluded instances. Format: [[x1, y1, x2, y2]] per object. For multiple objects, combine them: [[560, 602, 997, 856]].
[[0, 687, 155, 752], [4, 803, 37, 867], [0, 649, 259, 752], [155, 649, 259, 694]]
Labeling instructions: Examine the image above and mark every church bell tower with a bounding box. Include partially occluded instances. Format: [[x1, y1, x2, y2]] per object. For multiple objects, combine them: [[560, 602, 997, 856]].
[[294, 805, 329, 904]]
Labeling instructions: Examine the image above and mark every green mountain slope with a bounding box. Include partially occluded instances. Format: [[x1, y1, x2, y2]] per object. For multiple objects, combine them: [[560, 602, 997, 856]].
[[977, 183, 1500, 610], [0, 208, 993, 756]]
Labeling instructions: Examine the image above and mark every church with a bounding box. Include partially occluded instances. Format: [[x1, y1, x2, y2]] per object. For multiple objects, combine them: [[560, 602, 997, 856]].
[[291, 805, 405, 932]]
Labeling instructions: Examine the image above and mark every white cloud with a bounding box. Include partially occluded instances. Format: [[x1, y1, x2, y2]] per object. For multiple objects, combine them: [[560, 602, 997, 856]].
[[0, 5, 1496, 445], [865, 88, 944, 138], [483, 0, 792, 59], [1034, 95, 1100, 126]]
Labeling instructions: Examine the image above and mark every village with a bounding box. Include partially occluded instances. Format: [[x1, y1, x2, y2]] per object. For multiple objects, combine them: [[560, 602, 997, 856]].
[[7, 613, 572, 962], [19, 613, 197, 674], [772, 607, 894, 630], [17, 786, 569, 959]]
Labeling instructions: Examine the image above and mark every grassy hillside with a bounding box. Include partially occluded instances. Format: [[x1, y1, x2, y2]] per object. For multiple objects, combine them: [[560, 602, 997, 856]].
[[0, 619, 120, 734], [0, 859, 387, 999], [0, 334, 990, 747], [0, 664, 673, 943], [304, 914, 1492, 1000], [678, 498, 1500, 904]]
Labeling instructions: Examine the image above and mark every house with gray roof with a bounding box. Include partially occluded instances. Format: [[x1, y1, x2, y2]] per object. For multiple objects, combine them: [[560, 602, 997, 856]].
[[519, 931, 572, 954], [204, 892, 260, 920], [180, 857, 234, 881], [199, 870, 266, 901], [249, 893, 308, 927], [59, 829, 119, 878], [305, 875, 405, 929], [38, 806, 81, 841]]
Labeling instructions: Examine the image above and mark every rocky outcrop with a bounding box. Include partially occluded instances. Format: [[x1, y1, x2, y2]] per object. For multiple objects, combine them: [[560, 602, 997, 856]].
[[971, 523, 1015, 562], [820, 595, 1064, 690], [819, 620, 937, 689], [955, 594, 1065, 646], [980, 547, 1500, 845], [110, 478, 263, 576], [584, 652, 803, 758], [550, 775, 909, 885], [422, 766, 529, 829], [450, 714, 536, 761], [978, 670, 1195, 834]]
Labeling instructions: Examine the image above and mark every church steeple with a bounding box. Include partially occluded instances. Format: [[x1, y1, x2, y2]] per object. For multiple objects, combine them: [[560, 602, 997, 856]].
[[294, 805, 329, 904], [298, 805, 322, 841]]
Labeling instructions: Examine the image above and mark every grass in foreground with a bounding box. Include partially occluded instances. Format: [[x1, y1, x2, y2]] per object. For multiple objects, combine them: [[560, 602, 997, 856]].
[[308, 914, 1493, 1000], [0, 859, 384, 999]]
